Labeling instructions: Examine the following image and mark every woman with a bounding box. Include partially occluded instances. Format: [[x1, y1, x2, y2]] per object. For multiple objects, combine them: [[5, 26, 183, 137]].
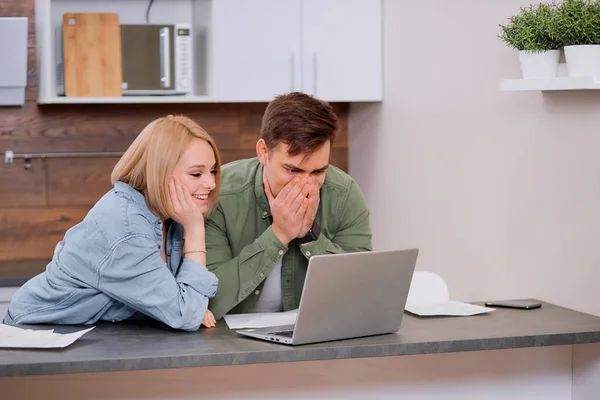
[[3, 115, 220, 331]]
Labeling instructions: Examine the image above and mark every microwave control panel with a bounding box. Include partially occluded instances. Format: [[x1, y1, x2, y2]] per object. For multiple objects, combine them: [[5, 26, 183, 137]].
[[174, 24, 193, 93]]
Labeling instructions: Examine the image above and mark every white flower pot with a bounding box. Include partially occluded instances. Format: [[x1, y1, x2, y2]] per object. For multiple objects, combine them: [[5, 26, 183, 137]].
[[564, 45, 600, 79], [518, 50, 560, 79]]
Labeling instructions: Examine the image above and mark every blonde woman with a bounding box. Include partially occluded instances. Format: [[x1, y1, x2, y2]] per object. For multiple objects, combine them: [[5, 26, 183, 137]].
[[3, 115, 220, 331]]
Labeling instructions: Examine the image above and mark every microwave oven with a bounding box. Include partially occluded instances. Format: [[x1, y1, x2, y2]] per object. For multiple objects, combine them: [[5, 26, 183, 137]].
[[56, 23, 193, 96]]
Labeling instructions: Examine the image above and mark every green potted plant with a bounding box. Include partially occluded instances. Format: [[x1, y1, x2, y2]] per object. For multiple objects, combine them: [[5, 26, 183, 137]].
[[499, 2, 562, 79], [550, 0, 600, 79]]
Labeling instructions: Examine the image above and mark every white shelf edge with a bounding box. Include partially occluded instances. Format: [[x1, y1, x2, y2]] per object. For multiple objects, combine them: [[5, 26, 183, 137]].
[[37, 96, 223, 104], [499, 76, 600, 92], [36, 95, 369, 105]]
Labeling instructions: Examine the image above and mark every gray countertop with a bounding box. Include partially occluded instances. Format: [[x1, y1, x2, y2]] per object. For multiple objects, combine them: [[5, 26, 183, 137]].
[[2, 300, 600, 377]]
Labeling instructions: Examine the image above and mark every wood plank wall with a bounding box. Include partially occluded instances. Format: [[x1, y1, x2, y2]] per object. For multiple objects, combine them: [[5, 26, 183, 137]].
[[0, 0, 349, 282]]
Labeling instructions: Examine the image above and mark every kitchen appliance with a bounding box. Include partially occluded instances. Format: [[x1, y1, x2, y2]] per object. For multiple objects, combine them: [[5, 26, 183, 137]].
[[56, 22, 193, 96], [119, 24, 193, 95]]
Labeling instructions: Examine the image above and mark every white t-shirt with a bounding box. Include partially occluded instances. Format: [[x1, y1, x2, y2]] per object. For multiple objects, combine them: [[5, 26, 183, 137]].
[[254, 258, 283, 313]]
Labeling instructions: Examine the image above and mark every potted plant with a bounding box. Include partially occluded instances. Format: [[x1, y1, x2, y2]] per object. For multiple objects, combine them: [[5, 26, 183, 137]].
[[551, 0, 600, 79], [499, 2, 562, 79]]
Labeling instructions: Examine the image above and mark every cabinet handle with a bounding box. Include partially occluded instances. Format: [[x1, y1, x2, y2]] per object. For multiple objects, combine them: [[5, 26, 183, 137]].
[[159, 27, 171, 88], [312, 53, 318, 95], [290, 52, 295, 92]]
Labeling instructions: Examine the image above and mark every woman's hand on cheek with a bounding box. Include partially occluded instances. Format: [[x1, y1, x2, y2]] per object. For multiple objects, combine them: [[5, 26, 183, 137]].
[[168, 175, 205, 231]]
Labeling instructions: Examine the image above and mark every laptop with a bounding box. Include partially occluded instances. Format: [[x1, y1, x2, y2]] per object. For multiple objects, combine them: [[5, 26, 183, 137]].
[[236, 248, 419, 345]]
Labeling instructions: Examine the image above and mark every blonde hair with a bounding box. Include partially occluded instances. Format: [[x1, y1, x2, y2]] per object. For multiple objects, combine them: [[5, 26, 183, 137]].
[[111, 115, 221, 220]]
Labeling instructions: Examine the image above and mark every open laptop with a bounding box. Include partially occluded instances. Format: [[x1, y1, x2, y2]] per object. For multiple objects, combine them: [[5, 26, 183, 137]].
[[236, 248, 419, 345]]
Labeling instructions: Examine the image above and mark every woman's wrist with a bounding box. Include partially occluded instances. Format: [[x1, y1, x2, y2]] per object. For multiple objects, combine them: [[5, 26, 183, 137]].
[[182, 221, 205, 234], [183, 224, 206, 264], [183, 224, 205, 241]]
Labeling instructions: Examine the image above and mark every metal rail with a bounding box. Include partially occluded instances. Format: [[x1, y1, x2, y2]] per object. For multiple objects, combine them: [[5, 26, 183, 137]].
[[3, 150, 124, 169]]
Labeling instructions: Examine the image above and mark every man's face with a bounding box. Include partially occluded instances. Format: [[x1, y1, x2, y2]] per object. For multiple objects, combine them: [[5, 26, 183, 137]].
[[258, 140, 330, 198]]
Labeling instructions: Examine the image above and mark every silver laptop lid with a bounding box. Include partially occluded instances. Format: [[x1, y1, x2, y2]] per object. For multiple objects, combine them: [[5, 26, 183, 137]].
[[291, 248, 418, 345]]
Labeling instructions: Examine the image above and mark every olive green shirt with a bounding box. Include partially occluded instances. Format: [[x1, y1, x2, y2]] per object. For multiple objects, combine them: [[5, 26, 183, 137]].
[[205, 158, 372, 320]]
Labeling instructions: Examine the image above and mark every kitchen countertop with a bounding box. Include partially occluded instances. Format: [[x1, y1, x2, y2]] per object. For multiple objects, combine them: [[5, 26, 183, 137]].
[[2, 300, 600, 377]]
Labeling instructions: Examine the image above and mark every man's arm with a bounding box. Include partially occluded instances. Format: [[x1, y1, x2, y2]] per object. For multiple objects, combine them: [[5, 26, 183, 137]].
[[205, 205, 287, 320], [299, 180, 373, 258]]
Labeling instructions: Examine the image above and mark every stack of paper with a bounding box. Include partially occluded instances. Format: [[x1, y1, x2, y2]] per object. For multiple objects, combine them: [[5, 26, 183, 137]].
[[223, 309, 298, 329], [0, 323, 94, 349]]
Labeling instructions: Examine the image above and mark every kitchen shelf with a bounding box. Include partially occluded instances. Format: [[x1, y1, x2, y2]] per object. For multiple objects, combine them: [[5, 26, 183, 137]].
[[499, 76, 600, 92], [38, 95, 221, 104], [36, 0, 213, 104]]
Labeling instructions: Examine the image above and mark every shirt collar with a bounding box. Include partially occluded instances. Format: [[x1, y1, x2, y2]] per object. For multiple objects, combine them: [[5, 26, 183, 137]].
[[113, 181, 162, 224], [254, 163, 272, 219]]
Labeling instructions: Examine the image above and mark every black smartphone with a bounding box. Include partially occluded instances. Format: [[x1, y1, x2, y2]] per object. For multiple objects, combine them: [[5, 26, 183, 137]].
[[484, 300, 542, 310]]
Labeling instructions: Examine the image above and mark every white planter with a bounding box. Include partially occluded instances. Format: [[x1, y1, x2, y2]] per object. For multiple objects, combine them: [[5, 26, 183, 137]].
[[564, 45, 600, 79], [518, 50, 560, 79]]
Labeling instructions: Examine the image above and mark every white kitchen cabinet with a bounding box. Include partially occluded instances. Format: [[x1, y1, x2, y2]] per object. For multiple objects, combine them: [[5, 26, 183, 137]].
[[213, 0, 382, 103], [301, 0, 382, 101], [212, 0, 301, 102]]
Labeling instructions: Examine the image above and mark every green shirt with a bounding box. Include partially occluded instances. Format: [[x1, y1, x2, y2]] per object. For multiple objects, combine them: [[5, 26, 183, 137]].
[[205, 157, 372, 320]]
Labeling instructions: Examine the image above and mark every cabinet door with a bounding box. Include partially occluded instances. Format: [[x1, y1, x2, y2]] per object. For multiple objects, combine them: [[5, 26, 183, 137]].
[[212, 0, 301, 102], [301, 0, 382, 101]]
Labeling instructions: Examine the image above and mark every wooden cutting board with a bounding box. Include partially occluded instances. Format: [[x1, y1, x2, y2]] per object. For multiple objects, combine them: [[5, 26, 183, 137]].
[[62, 13, 123, 97]]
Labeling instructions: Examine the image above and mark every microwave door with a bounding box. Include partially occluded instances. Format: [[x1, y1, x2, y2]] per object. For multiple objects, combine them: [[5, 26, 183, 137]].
[[121, 25, 175, 94]]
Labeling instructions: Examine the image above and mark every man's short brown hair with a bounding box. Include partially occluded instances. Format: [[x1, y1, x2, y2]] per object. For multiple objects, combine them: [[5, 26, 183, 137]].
[[261, 92, 338, 156]]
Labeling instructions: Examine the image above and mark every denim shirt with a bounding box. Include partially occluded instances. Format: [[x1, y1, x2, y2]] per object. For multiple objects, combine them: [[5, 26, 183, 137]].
[[4, 181, 218, 331]]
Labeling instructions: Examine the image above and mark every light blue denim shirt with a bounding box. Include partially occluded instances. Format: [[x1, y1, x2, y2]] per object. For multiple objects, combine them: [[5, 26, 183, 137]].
[[4, 181, 218, 331]]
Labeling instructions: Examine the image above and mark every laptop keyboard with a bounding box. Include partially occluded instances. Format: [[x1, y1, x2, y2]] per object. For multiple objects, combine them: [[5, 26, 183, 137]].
[[269, 330, 294, 338]]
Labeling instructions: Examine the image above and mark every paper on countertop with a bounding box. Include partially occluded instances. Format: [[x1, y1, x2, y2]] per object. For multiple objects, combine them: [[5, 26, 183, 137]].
[[0, 323, 95, 349], [405, 271, 495, 317], [223, 309, 298, 329], [405, 300, 494, 317]]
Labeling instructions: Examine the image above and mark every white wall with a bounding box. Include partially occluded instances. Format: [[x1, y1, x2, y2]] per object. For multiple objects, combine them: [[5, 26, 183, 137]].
[[350, 0, 600, 316]]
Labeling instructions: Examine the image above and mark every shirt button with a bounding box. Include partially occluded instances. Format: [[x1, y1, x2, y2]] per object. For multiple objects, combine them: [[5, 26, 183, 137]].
[[157, 244, 161, 249], [255, 290, 261, 295], [259, 273, 264, 278], [262, 211, 268, 216], [278, 250, 284, 255], [305, 251, 311, 256]]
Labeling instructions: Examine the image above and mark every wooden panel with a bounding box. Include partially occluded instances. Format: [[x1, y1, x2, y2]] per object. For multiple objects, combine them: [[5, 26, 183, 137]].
[[334, 112, 349, 149], [0, 207, 89, 262], [0, 260, 48, 281], [0, 103, 241, 153], [239, 104, 264, 150], [330, 148, 348, 172], [219, 150, 258, 165], [0, 159, 46, 207], [47, 158, 118, 206]]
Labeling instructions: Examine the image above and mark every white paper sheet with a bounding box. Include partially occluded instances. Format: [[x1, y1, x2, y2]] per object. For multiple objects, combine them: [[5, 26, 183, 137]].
[[405, 300, 495, 317], [0, 324, 95, 349], [223, 309, 298, 329], [405, 271, 495, 317]]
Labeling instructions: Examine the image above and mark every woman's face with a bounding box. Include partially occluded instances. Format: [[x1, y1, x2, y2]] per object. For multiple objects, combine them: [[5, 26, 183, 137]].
[[171, 139, 217, 214]]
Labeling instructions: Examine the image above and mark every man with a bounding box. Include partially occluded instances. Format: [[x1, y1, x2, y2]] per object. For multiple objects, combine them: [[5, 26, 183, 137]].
[[205, 92, 372, 320]]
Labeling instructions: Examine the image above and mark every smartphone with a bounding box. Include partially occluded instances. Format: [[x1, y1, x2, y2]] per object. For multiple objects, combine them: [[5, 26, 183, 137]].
[[484, 300, 542, 310]]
